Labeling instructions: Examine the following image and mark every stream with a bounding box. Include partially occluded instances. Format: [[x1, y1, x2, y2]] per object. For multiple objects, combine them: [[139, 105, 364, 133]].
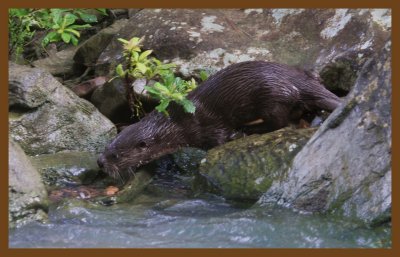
[[9, 194, 391, 248]]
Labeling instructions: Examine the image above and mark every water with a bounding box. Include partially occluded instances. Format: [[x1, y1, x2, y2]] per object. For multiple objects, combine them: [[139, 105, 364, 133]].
[[9, 195, 391, 248]]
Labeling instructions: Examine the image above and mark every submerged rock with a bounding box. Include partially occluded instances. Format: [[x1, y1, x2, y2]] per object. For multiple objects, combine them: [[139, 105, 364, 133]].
[[30, 151, 100, 187], [9, 138, 49, 228], [8, 62, 117, 155], [259, 41, 391, 225], [195, 128, 317, 200]]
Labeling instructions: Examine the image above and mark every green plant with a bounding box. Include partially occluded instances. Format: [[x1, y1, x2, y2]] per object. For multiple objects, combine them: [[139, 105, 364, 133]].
[[116, 37, 198, 116], [8, 9, 35, 60], [199, 70, 209, 81], [42, 9, 92, 46], [8, 8, 107, 59], [145, 74, 197, 115]]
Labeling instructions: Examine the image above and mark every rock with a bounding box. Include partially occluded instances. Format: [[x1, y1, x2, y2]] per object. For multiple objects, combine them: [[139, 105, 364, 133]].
[[195, 128, 317, 200], [9, 138, 49, 228], [116, 168, 154, 203], [94, 9, 390, 89], [172, 147, 207, 174], [9, 62, 117, 155], [90, 77, 159, 124], [73, 18, 129, 71], [72, 76, 108, 99], [90, 77, 132, 124], [30, 151, 100, 188], [32, 47, 78, 78], [258, 40, 391, 225]]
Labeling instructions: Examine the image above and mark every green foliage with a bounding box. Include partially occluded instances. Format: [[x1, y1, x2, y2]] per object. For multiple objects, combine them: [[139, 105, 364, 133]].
[[199, 70, 209, 81], [145, 74, 197, 115], [116, 37, 198, 116], [8, 8, 107, 59], [8, 9, 35, 60]]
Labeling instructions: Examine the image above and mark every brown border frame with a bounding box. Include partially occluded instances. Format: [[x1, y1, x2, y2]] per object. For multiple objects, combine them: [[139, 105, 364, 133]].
[[1, 1, 397, 256]]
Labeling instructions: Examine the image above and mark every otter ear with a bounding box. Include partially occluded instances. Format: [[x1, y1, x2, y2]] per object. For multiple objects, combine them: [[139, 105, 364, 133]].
[[139, 141, 147, 148]]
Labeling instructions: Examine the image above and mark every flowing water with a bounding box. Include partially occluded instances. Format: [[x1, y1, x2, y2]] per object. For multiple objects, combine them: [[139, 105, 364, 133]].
[[9, 194, 391, 248]]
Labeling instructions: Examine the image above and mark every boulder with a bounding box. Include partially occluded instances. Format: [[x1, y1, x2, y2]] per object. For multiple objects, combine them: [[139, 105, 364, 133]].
[[9, 62, 117, 155], [259, 40, 392, 225], [195, 128, 317, 200], [94, 8, 390, 94], [9, 138, 49, 228]]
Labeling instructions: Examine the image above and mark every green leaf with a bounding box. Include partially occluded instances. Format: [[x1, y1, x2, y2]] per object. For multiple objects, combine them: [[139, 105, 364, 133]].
[[64, 28, 80, 37], [154, 83, 170, 95], [61, 32, 71, 43], [199, 70, 209, 81], [155, 99, 170, 114], [96, 8, 108, 16], [162, 73, 175, 87], [179, 99, 196, 113], [116, 64, 126, 77], [70, 34, 79, 46], [50, 9, 64, 25], [68, 24, 91, 30], [78, 12, 97, 23], [144, 85, 160, 96], [10, 9, 30, 17], [117, 38, 129, 44], [139, 50, 153, 61], [64, 13, 77, 26], [135, 63, 147, 74], [42, 31, 60, 46]]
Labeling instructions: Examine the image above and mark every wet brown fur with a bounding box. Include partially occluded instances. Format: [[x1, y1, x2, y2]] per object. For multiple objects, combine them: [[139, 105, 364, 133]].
[[98, 61, 341, 178]]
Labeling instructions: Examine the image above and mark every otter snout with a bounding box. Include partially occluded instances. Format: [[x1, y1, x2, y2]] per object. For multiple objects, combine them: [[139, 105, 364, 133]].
[[97, 154, 106, 169]]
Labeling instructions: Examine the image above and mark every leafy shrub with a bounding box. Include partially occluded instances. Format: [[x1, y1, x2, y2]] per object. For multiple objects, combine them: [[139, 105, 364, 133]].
[[116, 37, 198, 116]]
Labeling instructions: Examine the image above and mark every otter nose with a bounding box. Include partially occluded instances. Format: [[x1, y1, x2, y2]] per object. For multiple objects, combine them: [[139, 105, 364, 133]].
[[97, 156, 104, 168]]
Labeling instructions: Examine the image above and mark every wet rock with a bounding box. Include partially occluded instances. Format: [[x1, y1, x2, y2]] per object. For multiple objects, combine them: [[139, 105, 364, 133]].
[[116, 169, 154, 203], [8, 62, 117, 155], [9, 138, 49, 228], [32, 47, 78, 78], [259, 40, 391, 225], [30, 151, 100, 187], [172, 147, 207, 174], [194, 128, 317, 201]]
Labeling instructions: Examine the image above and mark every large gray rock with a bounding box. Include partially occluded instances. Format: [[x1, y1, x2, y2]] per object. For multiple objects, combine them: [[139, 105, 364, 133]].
[[95, 9, 390, 85], [9, 62, 117, 155], [259, 40, 391, 225], [9, 138, 49, 228]]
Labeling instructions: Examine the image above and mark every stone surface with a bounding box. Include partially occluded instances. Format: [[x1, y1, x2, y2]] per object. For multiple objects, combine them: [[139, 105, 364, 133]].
[[73, 18, 129, 68], [195, 128, 317, 200], [30, 151, 100, 187], [9, 138, 49, 228], [94, 9, 390, 92], [259, 41, 391, 224], [32, 47, 78, 78], [9, 62, 117, 155]]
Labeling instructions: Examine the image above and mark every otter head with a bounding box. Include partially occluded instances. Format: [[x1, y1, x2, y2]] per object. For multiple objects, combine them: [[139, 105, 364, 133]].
[[97, 113, 183, 179]]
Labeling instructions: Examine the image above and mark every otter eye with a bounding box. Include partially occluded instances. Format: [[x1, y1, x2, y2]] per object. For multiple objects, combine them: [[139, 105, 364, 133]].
[[110, 152, 119, 160], [139, 141, 147, 148]]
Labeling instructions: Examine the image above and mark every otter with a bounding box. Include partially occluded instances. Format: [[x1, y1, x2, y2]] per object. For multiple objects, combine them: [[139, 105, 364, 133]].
[[97, 61, 341, 179]]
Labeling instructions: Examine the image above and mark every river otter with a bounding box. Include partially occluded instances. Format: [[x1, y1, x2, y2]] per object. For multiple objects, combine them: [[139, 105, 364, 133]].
[[97, 61, 341, 179]]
